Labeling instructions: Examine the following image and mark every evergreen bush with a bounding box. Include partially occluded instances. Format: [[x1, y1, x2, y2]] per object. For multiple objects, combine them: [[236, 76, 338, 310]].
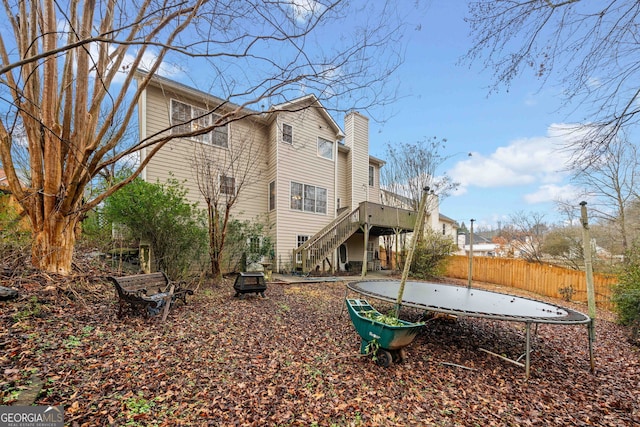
[[102, 178, 208, 279], [611, 242, 640, 335], [410, 229, 457, 279]]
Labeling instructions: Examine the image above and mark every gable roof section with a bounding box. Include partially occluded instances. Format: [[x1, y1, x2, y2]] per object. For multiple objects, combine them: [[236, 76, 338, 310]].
[[439, 213, 458, 225], [135, 70, 346, 139], [270, 94, 344, 139], [369, 154, 385, 166]]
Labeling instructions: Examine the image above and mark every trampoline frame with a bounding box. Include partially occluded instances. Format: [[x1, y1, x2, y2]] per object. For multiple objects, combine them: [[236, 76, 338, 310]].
[[347, 279, 595, 378]]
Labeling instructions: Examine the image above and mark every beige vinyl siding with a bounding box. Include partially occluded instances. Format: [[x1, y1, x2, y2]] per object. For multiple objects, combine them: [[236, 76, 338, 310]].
[[336, 149, 349, 210], [266, 117, 280, 263], [273, 108, 339, 269], [344, 112, 370, 205], [141, 85, 269, 222]]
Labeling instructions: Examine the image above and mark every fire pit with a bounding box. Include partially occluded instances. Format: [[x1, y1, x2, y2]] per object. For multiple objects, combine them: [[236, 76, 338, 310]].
[[233, 272, 267, 298]]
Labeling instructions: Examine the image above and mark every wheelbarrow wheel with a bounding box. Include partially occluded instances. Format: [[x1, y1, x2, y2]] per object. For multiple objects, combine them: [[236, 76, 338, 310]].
[[375, 349, 393, 367], [393, 348, 407, 364]]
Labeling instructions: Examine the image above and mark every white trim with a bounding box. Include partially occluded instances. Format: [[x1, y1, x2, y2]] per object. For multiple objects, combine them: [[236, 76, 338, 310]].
[[140, 88, 147, 181]]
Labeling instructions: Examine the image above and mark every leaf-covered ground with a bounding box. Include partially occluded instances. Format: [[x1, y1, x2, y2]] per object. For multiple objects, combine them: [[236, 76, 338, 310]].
[[1, 270, 639, 426]]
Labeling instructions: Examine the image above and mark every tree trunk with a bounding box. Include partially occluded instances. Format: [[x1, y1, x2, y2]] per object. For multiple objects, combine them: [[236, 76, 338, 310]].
[[31, 212, 80, 275], [208, 204, 224, 284]]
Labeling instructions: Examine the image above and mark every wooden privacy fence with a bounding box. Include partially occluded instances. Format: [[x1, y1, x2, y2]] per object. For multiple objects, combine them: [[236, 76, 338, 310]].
[[445, 255, 619, 311]]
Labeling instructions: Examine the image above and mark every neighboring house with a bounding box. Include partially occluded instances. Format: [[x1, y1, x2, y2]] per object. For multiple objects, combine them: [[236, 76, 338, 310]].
[[380, 189, 458, 242], [457, 231, 499, 257], [135, 73, 444, 274]]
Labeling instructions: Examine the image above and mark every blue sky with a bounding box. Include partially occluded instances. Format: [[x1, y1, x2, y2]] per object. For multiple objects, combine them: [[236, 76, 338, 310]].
[[363, 2, 586, 229]]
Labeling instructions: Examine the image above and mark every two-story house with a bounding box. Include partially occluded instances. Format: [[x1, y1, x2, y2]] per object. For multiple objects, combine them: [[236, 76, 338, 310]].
[[135, 72, 422, 274]]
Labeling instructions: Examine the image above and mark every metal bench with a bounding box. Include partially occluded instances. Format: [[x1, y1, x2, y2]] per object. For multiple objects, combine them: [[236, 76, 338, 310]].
[[108, 272, 193, 318]]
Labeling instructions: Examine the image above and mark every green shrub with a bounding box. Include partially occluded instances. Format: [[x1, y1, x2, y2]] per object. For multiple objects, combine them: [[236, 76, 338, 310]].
[[410, 229, 457, 280], [221, 218, 273, 273], [102, 178, 208, 279], [611, 242, 640, 327]]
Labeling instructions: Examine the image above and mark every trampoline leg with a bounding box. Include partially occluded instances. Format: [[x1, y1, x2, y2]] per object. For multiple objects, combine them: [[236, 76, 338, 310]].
[[525, 322, 531, 380]]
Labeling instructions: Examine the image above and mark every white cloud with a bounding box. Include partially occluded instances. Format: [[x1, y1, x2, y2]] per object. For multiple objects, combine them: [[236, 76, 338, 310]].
[[449, 125, 578, 194], [523, 183, 581, 204], [112, 49, 184, 84], [286, 0, 327, 24]]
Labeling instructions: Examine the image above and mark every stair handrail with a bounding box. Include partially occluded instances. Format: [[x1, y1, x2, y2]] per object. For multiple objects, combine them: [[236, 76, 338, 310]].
[[297, 206, 359, 251]]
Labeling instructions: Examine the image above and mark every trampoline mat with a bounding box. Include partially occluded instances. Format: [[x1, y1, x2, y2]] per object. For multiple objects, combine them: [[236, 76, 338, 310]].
[[347, 280, 590, 324]]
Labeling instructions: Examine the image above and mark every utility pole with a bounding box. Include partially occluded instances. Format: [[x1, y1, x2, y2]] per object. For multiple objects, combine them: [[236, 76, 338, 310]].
[[468, 218, 475, 288]]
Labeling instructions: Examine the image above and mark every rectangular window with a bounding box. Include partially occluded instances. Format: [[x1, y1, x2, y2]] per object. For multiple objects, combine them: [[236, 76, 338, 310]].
[[220, 175, 235, 195], [290, 182, 303, 210], [296, 235, 309, 263], [369, 165, 374, 186], [171, 101, 191, 134], [290, 182, 327, 214], [304, 185, 316, 212], [282, 123, 293, 144], [316, 187, 327, 214], [269, 181, 276, 211], [442, 223, 446, 235], [170, 99, 228, 148], [192, 106, 210, 144], [212, 117, 229, 148], [249, 236, 260, 253], [317, 137, 333, 160]]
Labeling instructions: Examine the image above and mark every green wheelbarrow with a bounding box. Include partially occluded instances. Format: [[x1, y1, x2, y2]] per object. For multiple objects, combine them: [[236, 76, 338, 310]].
[[345, 298, 423, 367]]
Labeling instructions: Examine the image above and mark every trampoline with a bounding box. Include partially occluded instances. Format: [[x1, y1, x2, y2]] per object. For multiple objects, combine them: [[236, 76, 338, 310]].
[[347, 280, 594, 378]]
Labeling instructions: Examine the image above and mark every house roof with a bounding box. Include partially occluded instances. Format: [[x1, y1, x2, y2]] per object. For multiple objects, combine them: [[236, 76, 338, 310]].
[[270, 94, 344, 139], [136, 70, 389, 164], [135, 70, 345, 139], [439, 213, 457, 225], [135, 69, 259, 118], [369, 154, 385, 166]]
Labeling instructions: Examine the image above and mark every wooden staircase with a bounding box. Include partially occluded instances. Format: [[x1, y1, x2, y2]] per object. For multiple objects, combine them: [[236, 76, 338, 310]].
[[293, 206, 361, 272]]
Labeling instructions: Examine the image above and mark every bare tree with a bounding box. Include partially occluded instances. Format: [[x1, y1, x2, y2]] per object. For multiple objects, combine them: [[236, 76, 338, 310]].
[[464, 1, 640, 167], [380, 137, 462, 211], [570, 136, 639, 253], [379, 137, 462, 269], [541, 225, 583, 270], [500, 211, 548, 262], [0, 0, 409, 275], [191, 123, 264, 281]]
